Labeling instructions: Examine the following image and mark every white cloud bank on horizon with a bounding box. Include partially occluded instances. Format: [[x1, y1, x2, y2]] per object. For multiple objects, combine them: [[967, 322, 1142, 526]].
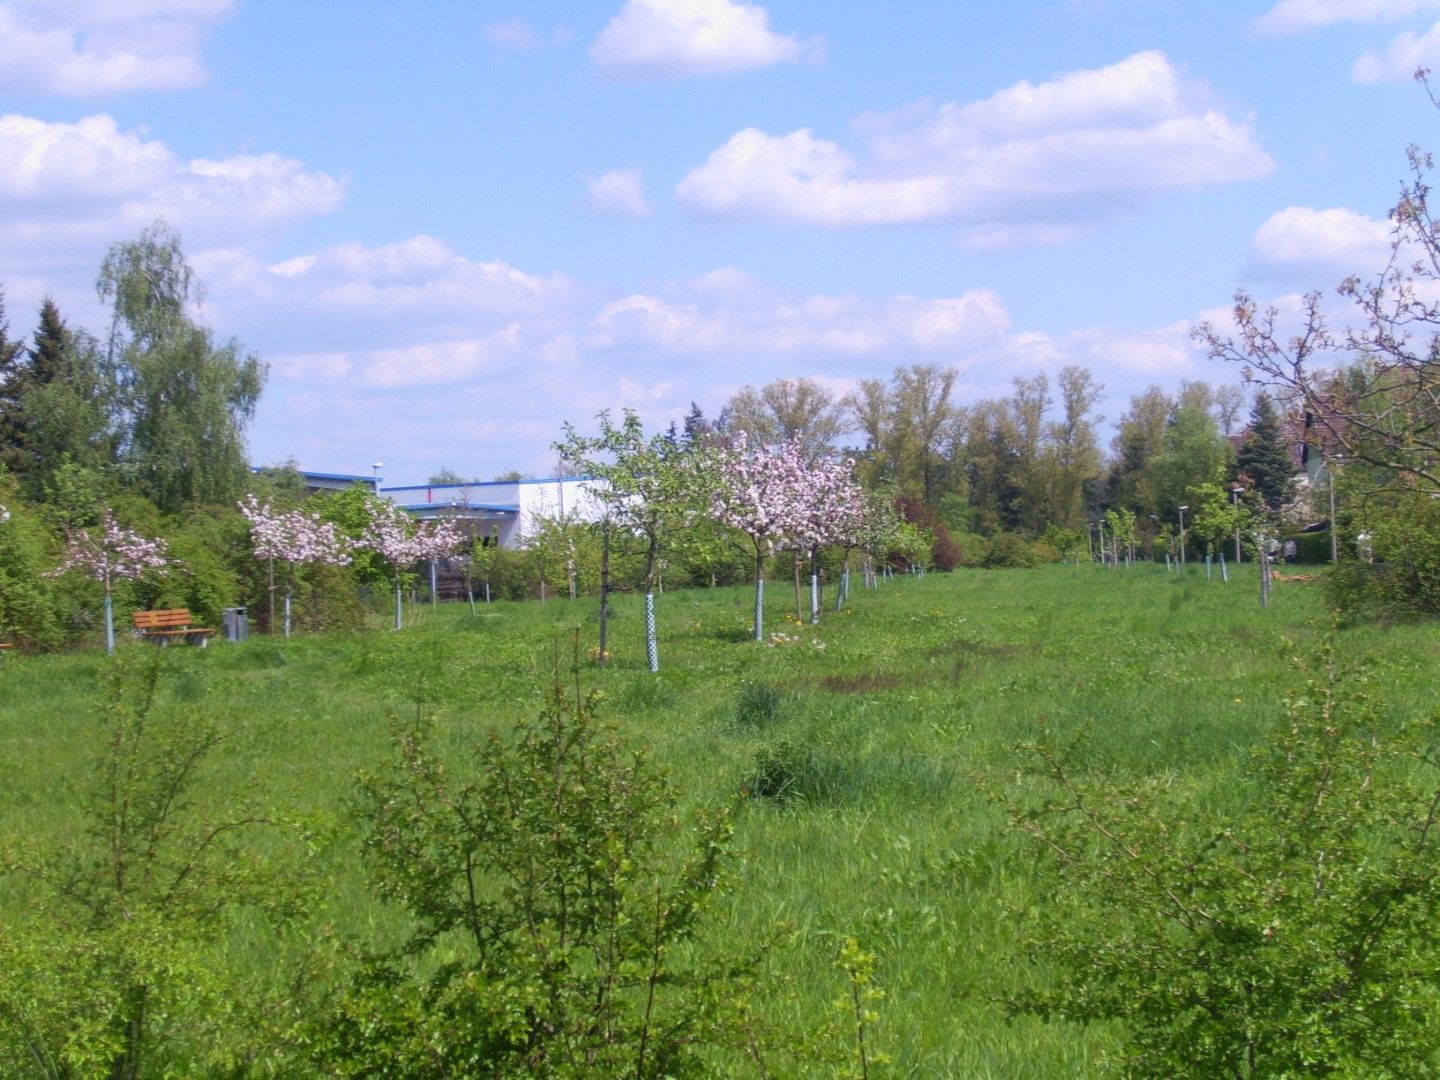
[[228, 235, 1016, 389], [0, 0, 233, 95], [224, 234, 1214, 443], [589, 0, 821, 79], [184, 228, 1242, 479], [675, 51, 1273, 243]]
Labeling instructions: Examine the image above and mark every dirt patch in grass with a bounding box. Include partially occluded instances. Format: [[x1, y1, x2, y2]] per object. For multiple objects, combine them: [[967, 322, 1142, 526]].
[[814, 671, 911, 694]]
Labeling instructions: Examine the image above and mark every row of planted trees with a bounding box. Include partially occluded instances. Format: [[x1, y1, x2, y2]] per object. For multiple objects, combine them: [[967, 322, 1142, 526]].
[[558, 411, 928, 672], [0, 417, 937, 658], [0, 490, 467, 654]]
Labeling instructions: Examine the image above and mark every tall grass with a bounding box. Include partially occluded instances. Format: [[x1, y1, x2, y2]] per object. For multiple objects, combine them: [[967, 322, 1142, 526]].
[[2, 563, 1428, 1074]]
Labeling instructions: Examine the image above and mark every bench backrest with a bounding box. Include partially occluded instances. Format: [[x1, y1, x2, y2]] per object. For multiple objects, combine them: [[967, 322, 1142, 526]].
[[133, 608, 195, 630]]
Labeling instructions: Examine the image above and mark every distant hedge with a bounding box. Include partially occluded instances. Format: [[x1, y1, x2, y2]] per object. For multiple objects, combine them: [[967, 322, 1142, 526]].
[[1281, 530, 1330, 564]]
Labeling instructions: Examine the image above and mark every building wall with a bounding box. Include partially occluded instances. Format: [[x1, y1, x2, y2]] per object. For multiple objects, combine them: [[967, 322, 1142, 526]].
[[380, 476, 599, 548]]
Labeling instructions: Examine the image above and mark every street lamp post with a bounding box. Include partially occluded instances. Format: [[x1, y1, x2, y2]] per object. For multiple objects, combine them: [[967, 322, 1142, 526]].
[[1231, 487, 1244, 564], [1326, 456, 1343, 563], [1178, 505, 1189, 565]]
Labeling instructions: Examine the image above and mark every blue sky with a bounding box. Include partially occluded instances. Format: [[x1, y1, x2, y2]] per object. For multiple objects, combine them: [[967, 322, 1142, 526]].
[[1, 0, 1437, 483]]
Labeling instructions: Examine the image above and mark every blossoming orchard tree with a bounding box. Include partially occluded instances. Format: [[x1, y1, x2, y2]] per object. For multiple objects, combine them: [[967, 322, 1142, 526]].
[[51, 511, 168, 654], [709, 436, 813, 642], [238, 495, 351, 637], [788, 451, 867, 624], [360, 500, 465, 630], [859, 492, 905, 587]]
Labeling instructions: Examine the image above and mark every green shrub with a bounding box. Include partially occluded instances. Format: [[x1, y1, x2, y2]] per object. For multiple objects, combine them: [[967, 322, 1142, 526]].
[[1281, 529, 1330, 565], [981, 532, 1040, 569], [1029, 538, 1061, 564], [1327, 492, 1440, 619], [953, 531, 991, 566], [1006, 642, 1440, 1077], [152, 507, 245, 626], [317, 673, 764, 1077], [0, 493, 74, 648], [0, 655, 305, 1077]]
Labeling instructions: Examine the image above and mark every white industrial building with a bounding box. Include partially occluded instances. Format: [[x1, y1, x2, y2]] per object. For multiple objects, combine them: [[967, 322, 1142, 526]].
[[380, 476, 600, 548]]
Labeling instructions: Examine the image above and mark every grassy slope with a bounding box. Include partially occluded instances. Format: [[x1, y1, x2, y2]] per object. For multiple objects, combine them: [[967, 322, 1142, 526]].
[[3, 563, 1434, 1075]]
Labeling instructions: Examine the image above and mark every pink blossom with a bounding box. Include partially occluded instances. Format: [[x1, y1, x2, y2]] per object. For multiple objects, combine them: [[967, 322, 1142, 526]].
[[52, 511, 169, 592], [239, 495, 352, 566], [357, 500, 465, 569], [710, 435, 867, 552]]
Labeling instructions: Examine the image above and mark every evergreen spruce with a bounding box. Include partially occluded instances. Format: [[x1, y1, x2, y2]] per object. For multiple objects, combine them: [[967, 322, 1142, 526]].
[[1236, 391, 1296, 511], [0, 289, 25, 473], [28, 297, 70, 384]]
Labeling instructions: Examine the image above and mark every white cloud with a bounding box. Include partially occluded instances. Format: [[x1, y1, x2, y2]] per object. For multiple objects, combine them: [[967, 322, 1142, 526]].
[[0, 113, 172, 202], [0, 114, 343, 257], [217, 234, 1252, 481], [0, 1, 232, 95], [587, 168, 651, 217], [242, 237, 570, 320], [1251, 206, 1392, 273], [1353, 19, 1440, 80], [213, 234, 1015, 391], [589, 0, 821, 78], [585, 281, 1011, 358], [1253, 0, 1440, 33], [676, 51, 1273, 242]]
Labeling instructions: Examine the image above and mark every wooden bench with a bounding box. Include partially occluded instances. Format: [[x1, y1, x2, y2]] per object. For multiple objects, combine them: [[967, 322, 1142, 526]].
[[132, 608, 215, 647]]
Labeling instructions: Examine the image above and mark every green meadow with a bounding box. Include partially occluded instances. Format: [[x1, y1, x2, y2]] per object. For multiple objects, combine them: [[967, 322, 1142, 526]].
[[3, 563, 1435, 1075]]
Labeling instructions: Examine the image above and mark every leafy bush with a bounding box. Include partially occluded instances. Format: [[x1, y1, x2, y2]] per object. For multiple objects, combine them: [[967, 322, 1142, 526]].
[[0, 655, 304, 1077], [1328, 492, 1440, 619], [1029, 538, 1061, 564], [317, 670, 761, 1077], [981, 532, 1040, 569], [1005, 641, 1440, 1077], [1280, 529, 1330, 565], [1324, 558, 1386, 622], [150, 505, 247, 625], [952, 531, 991, 567], [0, 489, 75, 648], [931, 521, 961, 570]]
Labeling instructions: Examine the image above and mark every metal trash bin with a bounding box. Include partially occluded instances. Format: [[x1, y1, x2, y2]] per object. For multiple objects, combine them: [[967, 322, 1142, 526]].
[[221, 606, 248, 643]]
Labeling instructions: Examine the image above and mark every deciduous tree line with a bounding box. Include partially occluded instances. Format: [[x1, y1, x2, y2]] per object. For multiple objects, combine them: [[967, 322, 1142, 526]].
[[706, 366, 1297, 561]]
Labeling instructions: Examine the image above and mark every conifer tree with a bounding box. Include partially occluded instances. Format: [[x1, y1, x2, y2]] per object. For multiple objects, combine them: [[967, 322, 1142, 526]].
[[27, 297, 69, 384], [1236, 391, 1296, 512], [0, 288, 25, 470]]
